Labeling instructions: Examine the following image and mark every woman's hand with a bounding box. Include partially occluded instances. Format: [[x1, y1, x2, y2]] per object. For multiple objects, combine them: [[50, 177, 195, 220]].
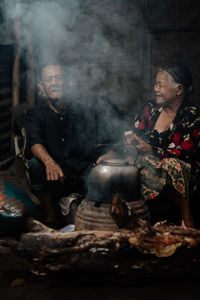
[[136, 140, 152, 154], [125, 155, 135, 165], [124, 131, 138, 152], [134, 135, 152, 154], [124, 131, 152, 154], [124, 131, 137, 144], [96, 150, 117, 165]]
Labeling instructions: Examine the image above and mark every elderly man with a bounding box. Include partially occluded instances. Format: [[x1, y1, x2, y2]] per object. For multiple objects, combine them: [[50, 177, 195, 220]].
[[26, 64, 119, 223], [26, 63, 117, 224]]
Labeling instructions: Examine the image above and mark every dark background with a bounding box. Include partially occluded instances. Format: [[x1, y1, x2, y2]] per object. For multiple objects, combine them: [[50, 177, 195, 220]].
[[0, 0, 200, 164], [0, 1, 200, 298]]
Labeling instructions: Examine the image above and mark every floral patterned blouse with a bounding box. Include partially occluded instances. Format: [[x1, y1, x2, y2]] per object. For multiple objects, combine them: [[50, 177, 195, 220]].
[[133, 101, 200, 166]]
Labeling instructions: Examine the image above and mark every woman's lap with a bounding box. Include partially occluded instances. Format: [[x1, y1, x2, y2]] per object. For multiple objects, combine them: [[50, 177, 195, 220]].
[[136, 154, 191, 201]]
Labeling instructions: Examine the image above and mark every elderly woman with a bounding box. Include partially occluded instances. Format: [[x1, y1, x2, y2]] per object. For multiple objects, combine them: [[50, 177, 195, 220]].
[[125, 62, 200, 228]]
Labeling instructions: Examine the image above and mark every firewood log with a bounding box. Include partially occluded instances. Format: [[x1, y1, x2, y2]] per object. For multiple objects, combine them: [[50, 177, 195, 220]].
[[18, 218, 200, 260]]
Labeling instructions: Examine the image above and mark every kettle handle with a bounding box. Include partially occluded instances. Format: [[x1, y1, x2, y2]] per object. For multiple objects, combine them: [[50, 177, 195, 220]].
[[90, 143, 139, 167]]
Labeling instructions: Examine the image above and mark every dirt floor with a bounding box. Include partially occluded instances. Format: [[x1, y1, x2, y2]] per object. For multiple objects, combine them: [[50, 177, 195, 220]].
[[1, 270, 200, 300], [1, 280, 200, 300], [0, 236, 200, 300]]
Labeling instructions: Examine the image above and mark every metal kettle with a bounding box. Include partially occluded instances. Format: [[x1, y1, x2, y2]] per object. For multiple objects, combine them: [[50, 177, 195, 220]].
[[87, 158, 140, 204], [75, 158, 150, 231]]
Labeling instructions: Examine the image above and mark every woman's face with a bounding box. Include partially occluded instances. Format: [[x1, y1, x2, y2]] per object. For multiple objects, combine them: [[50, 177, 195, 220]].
[[154, 71, 181, 106]]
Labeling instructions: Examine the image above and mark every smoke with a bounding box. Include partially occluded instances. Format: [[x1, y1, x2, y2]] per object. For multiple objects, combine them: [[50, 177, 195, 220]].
[[2, 0, 146, 108], [2, 0, 147, 137]]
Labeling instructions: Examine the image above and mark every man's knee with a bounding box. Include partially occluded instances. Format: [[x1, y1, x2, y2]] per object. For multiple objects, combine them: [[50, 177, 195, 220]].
[[28, 158, 47, 192]]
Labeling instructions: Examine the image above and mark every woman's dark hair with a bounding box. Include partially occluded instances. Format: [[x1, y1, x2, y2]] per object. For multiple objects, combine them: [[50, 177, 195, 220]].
[[160, 62, 193, 97]]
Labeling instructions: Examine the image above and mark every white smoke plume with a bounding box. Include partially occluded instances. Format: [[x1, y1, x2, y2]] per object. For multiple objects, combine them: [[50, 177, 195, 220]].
[[2, 0, 147, 125]]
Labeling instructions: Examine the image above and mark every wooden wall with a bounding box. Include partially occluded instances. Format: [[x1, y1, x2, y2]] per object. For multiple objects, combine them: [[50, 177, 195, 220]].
[[0, 45, 14, 165], [143, 0, 200, 103]]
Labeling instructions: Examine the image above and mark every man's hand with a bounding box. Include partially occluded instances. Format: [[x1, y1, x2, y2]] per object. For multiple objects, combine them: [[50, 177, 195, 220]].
[[44, 159, 64, 183], [31, 144, 64, 183], [38, 81, 48, 98]]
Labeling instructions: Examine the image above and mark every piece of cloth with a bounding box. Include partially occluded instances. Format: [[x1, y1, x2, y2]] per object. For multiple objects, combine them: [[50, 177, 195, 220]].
[[137, 154, 191, 201], [59, 193, 82, 216], [59, 224, 75, 232], [0, 169, 35, 235], [130, 100, 200, 200]]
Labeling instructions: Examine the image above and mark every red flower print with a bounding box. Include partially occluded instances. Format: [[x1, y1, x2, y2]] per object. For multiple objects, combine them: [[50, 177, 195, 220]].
[[143, 107, 150, 118], [160, 158, 169, 164], [169, 149, 181, 156], [181, 139, 194, 151], [193, 129, 200, 137], [137, 119, 145, 130], [173, 133, 182, 146]]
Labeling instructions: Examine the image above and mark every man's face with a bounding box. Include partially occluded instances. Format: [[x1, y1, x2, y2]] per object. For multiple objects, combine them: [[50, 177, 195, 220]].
[[41, 65, 64, 100]]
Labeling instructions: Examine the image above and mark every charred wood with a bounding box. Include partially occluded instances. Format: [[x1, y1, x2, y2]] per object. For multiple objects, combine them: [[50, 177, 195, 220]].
[[16, 218, 200, 276]]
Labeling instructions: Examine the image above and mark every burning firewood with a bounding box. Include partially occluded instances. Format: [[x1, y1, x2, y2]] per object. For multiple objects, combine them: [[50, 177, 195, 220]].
[[110, 193, 150, 230], [18, 218, 200, 260], [110, 193, 137, 229]]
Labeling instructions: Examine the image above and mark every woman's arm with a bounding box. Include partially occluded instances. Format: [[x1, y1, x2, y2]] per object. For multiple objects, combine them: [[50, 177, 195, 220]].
[[124, 103, 155, 158]]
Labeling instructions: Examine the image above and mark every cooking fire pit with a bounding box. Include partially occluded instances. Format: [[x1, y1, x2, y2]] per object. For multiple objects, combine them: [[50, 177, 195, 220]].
[[75, 158, 149, 230]]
